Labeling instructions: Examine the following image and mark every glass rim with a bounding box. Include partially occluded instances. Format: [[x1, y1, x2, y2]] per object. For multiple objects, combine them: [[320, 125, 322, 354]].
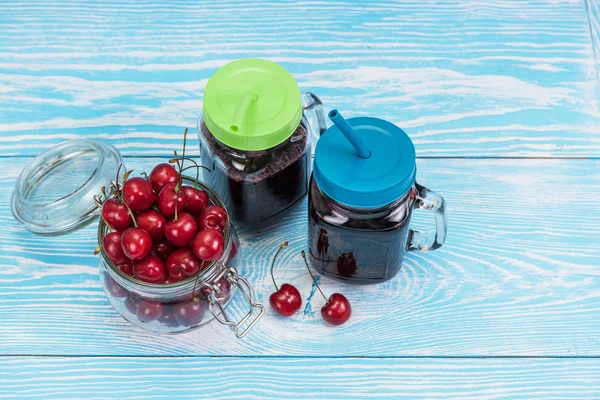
[[313, 176, 414, 214], [15, 140, 104, 208], [11, 139, 118, 236], [197, 114, 310, 154]]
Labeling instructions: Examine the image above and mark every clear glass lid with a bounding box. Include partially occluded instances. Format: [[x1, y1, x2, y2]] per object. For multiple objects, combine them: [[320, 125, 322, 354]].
[[12, 140, 123, 236]]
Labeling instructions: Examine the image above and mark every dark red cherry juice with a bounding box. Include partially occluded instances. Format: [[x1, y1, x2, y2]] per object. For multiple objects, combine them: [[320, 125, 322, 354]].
[[199, 121, 310, 225], [307, 178, 415, 283]]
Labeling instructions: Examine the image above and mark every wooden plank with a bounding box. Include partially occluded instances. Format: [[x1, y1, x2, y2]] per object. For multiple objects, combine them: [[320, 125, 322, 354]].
[[587, 0, 600, 81], [1, 157, 599, 357], [0, 357, 598, 399], [0, 0, 599, 157]]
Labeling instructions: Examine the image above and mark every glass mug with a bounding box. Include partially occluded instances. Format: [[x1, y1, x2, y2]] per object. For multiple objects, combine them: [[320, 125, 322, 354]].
[[308, 181, 447, 283], [197, 59, 326, 226], [307, 110, 447, 283]]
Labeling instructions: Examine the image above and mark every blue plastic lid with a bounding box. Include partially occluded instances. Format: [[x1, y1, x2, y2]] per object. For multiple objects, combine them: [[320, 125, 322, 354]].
[[313, 114, 416, 209]]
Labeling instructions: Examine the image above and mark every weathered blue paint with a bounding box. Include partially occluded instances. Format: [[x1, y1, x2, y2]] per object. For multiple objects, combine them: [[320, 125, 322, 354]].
[[1, 1, 599, 398]]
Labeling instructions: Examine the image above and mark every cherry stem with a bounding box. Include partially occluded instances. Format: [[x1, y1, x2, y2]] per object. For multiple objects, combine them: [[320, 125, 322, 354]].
[[270, 241, 289, 291], [180, 128, 188, 187], [181, 164, 211, 173], [122, 169, 133, 188], [301, 250, 329, 304], [172, 159, 210, 189], [174, 188, 179, 221], [100, 186, 108, 200], [192, 260, 205, 302], [126, 204, 137, 228], [173, 151, 181, 183], [172, 151, 182, 221], [114, 164, 123, 199], [121, 169, 137, 227]]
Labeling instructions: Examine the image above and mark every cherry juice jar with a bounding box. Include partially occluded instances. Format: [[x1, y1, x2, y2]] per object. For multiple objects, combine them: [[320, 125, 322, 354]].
[[198, 59, 326, 226], [308, 110, 447, 284]]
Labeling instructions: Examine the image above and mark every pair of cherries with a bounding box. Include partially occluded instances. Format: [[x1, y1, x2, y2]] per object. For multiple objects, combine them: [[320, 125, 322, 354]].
[[269, 242, 351, 326], [100, 162, 229, 285]]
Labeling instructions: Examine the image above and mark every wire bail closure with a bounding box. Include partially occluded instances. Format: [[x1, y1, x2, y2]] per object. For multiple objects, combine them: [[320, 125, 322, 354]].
[[207, 266, 265, 338]]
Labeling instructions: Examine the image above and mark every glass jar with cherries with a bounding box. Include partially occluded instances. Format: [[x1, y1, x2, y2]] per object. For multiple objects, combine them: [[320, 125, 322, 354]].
[[12, 139, 263, 337]]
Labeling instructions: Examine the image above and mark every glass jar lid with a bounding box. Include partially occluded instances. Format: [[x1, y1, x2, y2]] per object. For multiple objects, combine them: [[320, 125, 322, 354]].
[[11, 139, 123, 235]]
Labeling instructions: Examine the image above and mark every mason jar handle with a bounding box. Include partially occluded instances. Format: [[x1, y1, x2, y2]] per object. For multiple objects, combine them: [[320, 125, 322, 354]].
[[407, 183, 447, 251], [301, 92, 327, 136], [208, 267, 264, 338]]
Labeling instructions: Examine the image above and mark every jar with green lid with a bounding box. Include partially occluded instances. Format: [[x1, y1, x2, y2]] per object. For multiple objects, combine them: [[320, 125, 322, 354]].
[[198, 58, 326, 226]]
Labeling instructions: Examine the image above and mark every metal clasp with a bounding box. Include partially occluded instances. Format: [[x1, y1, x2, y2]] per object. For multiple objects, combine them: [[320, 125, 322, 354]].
[[208, 267, 264, 338]]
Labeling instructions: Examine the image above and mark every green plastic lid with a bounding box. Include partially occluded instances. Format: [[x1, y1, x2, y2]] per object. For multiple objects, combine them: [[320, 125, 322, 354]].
[[202, 59, 302, 151]]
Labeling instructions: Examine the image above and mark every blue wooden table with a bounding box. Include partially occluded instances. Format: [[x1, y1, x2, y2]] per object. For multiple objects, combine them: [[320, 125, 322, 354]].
[[1, 1, 599, 398]]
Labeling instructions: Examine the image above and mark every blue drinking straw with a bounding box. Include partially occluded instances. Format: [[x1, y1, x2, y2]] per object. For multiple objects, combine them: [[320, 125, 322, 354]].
[[328, 109, 371, 159]]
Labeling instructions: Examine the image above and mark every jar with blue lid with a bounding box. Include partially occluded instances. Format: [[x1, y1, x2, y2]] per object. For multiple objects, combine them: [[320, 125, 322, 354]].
[[308, 110, 447, 283]]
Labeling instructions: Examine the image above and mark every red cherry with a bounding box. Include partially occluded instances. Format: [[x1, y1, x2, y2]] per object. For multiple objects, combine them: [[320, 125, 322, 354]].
[[337, 252, 357, 278], [174, 300, 206, 327], [125, 295, 140, 314], [269, 283, 302, 317], [105, 274, 128, 298], [123, 177, 155, 212], [321, 293, 351, 325], [299, 250, 350, 325], [199, 276, 231, 303], [102, 231, 126, 263], [197, 286, 211, 301], [133, 255, 166, 283], [121, 228, 152, 260], [163, 275, 185, 284], [149, 163, 179, 194], [101, 199, 132, 231], [318, 228, 329, 256], [228, 237, 239, 261], [197, 205, 227, 232], [182, 186, 209, 216], [136, 299, 163, 323], [164, 212, 197, 247], [158, 183, 187, 217], [166, 247, 202, 279], [116, 260, 134, 276], [158, 305, 180, 327], [136, 209, 166, 242], [151, 240, 175, 261], [215, 277, 232, 303], [192, 229, 224, 261]]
